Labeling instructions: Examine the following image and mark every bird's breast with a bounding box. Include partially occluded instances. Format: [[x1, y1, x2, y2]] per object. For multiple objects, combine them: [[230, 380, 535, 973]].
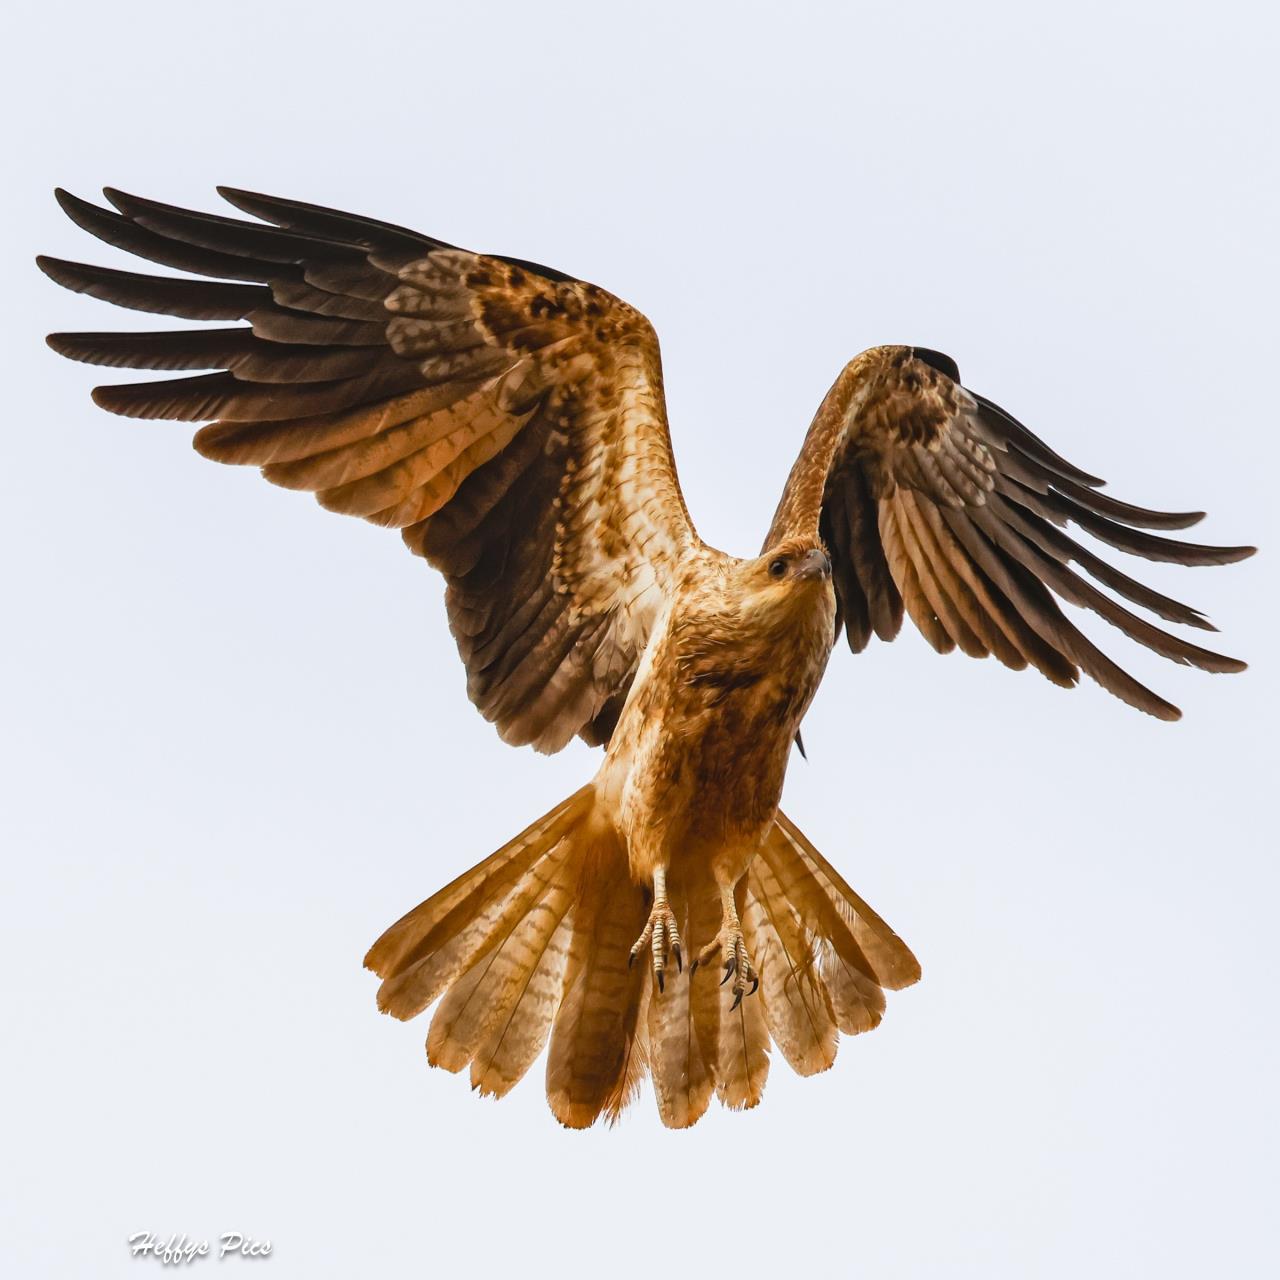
[[603, 586, 835, 846]]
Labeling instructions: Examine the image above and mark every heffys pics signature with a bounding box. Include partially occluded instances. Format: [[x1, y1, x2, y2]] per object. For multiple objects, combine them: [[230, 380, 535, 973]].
[[128, 1233, 272, 1264]]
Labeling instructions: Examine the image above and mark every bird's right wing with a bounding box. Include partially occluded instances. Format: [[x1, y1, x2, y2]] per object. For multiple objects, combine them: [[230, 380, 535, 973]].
[[42, 187, 699, 752]]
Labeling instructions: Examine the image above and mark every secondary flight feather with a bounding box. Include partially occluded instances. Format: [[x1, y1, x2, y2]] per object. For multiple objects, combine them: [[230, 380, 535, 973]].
[[41, 187, 1254, 1127]]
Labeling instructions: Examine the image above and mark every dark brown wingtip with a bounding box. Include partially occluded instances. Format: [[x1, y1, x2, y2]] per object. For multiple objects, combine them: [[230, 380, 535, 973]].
[[102, 186, 183, 224], [215, 184, 268, 213], [53, 187, 117, 233], [1210, 654, 1249, 675], [36, 255, 101, 296], [53, 186, 105, 224], [45, 332, 83, 360], [90, 381, 175, 419], [88, 384, 120, 413], [100, 186, 134, 215], [1196, 543, 1257, 566]]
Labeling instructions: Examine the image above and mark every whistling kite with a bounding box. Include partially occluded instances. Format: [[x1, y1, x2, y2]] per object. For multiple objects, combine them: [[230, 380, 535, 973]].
[[41, 188, 1253, 1128]]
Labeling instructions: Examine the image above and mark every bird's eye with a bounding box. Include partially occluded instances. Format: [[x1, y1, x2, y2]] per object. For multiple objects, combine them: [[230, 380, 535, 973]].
[[768, 557, 788, 579]]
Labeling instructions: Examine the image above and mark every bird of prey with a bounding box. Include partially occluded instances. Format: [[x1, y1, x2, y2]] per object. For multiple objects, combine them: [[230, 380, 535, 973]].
[[40, 187, 1253, 1129]]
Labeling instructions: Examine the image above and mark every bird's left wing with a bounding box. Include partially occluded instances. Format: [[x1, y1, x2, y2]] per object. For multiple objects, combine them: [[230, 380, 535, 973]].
[[767, 345, 1253, 719], [41, 188, 698, 752]]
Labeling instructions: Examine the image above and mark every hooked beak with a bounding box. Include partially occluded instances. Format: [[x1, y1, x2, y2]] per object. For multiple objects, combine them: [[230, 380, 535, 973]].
[[794, 548, 832, 581]]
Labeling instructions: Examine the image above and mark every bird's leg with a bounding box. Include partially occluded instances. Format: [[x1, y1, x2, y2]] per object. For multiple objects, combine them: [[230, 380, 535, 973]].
[[692, 878, 758, 1010], [628, 865, 682, 993]]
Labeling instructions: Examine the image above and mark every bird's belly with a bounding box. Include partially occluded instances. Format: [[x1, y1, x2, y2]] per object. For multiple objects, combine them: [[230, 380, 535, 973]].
[[603, 668, 808, 880], [681, 674, 802, 831]]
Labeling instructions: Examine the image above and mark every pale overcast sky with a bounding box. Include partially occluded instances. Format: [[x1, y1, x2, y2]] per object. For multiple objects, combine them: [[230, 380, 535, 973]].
[[3, 2, 1276, 1277]]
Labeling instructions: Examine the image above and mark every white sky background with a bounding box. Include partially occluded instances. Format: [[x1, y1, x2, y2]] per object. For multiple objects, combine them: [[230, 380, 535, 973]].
[[2, 1, 1276, 1275]]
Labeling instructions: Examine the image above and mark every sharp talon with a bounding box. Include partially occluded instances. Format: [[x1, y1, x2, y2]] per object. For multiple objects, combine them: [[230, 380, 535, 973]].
[[629, 891, 682, 989], [749, 976, 759, 996], [731, 989, 743, 1012], [720, 962, 733, 986], [690, 959, 700, 976]]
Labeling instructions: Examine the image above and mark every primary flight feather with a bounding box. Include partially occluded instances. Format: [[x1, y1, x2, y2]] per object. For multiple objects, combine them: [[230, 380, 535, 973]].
[[41, 186, 1254, 1127]]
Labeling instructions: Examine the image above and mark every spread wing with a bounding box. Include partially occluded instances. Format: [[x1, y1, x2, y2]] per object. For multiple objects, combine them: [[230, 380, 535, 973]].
[[41, 187, 697, 752], [767, 345, 1253, 719]]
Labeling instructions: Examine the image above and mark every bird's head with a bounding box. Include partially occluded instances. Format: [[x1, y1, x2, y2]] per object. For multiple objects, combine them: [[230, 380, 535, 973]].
[[733, 537, 835, 629]]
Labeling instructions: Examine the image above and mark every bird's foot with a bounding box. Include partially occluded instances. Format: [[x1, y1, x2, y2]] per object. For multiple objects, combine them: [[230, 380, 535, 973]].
[[692, 927, 759, 1010], [629, 891, 682, 993]]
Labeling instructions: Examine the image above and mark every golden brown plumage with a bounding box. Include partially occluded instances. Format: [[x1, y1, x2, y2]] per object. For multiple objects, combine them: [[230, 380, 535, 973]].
[[41, 188, 1254, 1128]]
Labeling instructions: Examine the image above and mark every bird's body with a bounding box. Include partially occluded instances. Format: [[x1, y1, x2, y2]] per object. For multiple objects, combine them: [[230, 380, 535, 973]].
[[605, 541, 836, 884], [41, 186, 1254, 1128]]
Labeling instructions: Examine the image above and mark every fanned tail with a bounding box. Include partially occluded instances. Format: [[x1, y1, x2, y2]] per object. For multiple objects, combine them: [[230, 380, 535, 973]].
[[365, 792, 918, 1128]]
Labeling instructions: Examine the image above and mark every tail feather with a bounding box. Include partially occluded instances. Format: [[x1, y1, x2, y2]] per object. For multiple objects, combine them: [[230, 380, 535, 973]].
[[759, 822, 887, 1035], [470, 913, 574, 1099], [715, 999, 771, 1109], [648, 877, 716, 1128], [821, 948, 887, 1035], [687, 867, 731, 1113], [365, 787, 592, 981], [775, 811, 922, 990], [602, 987, 651, 1125], [426, 850, 579, 1072], [545, 846, 649, 1128], [374, 833, 577, 1021], [364, 791, 919, 1128], [745, 854, 839, 1076], [713, 878, 771, 1110]]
